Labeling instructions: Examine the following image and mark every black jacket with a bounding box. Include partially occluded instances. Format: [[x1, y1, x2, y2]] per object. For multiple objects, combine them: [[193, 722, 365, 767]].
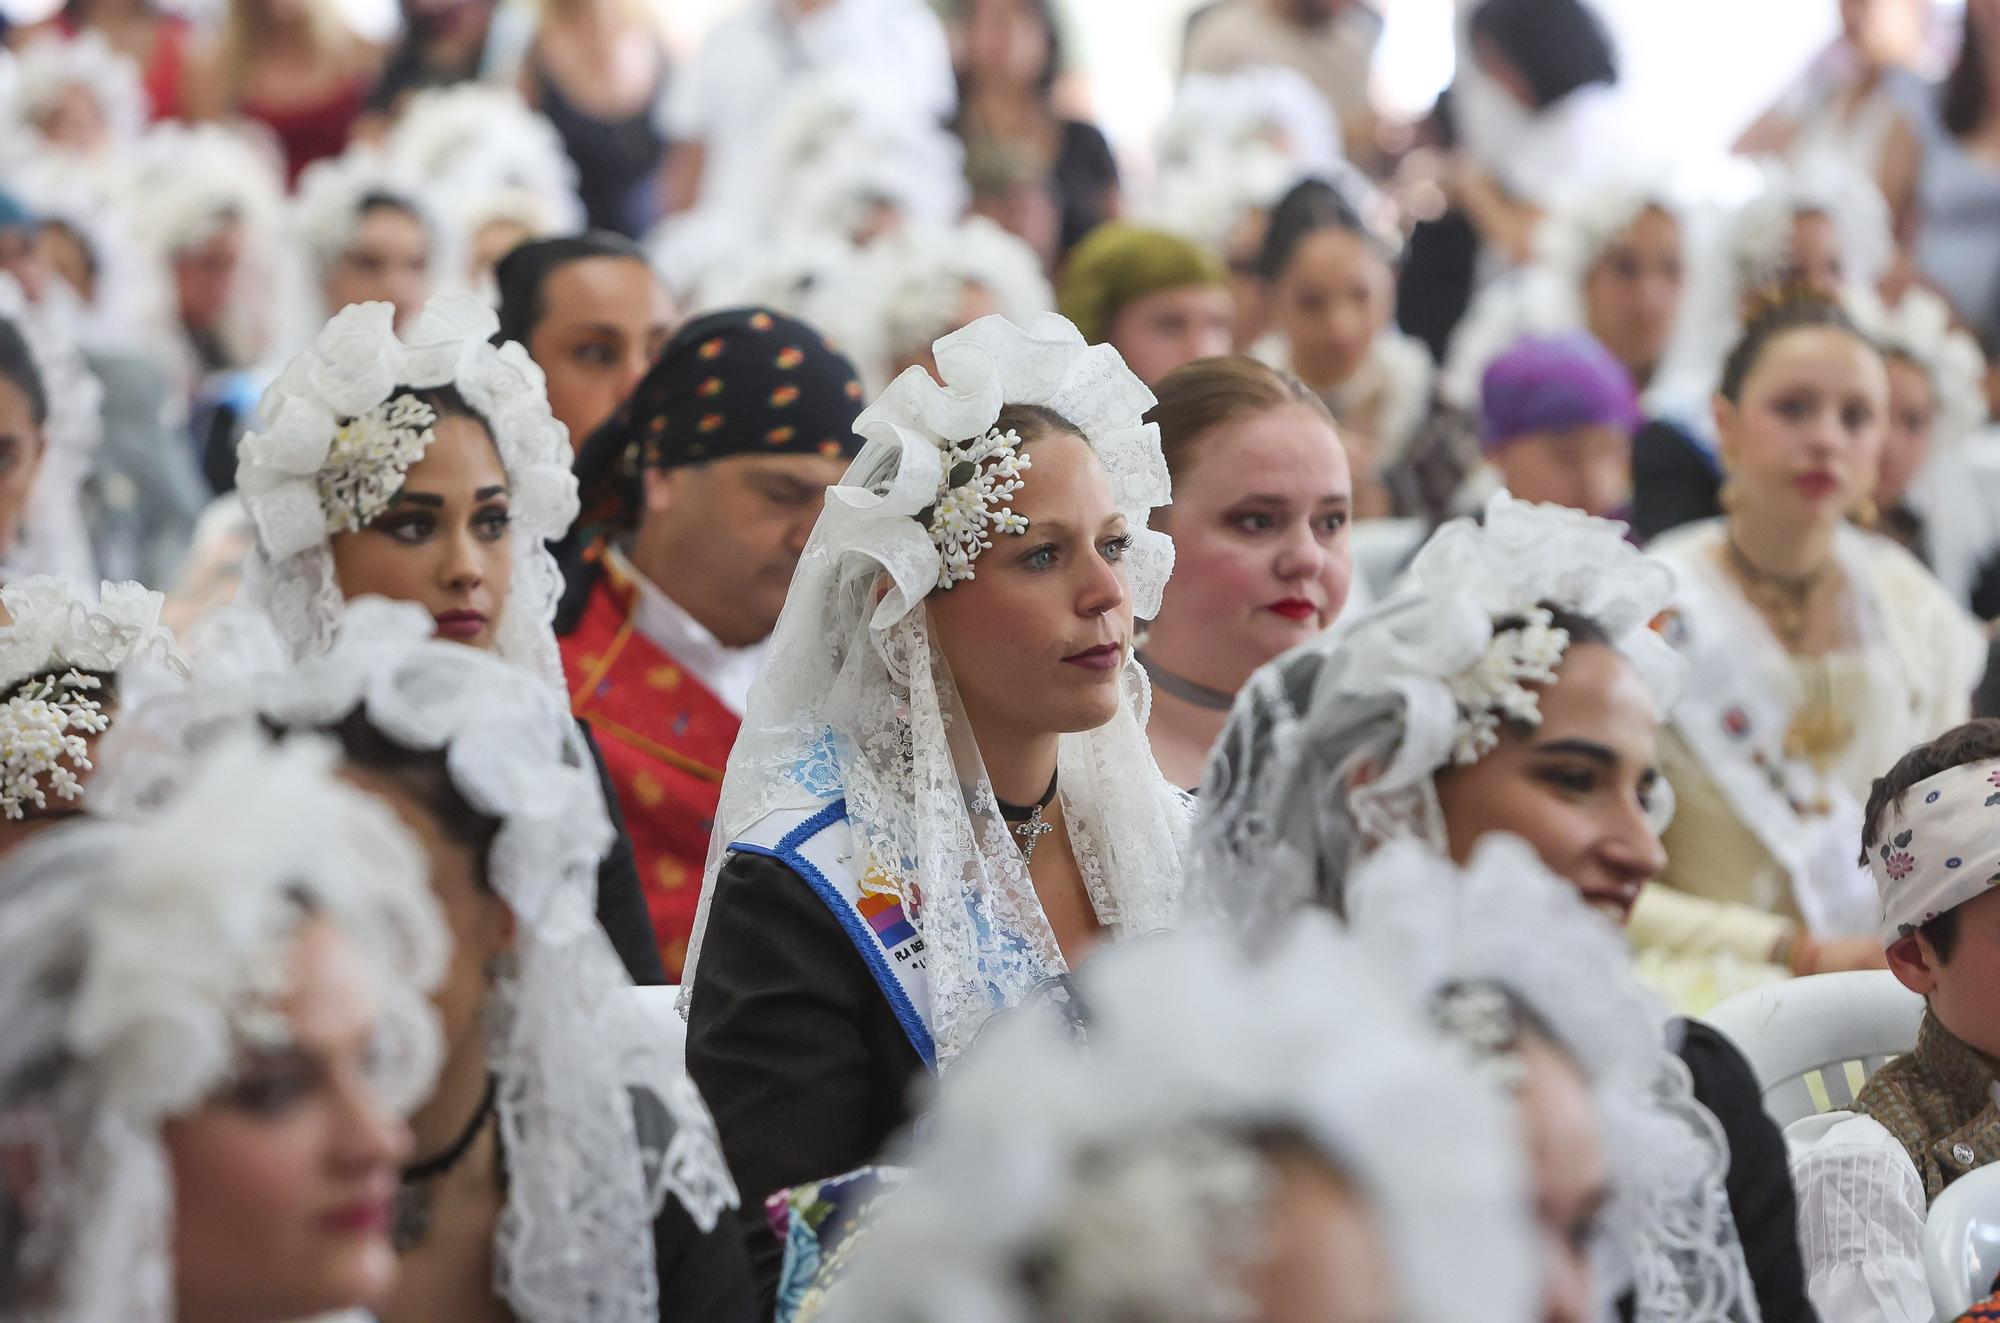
[[684, 849, 924, 1311], [577, 719, 667, 986]]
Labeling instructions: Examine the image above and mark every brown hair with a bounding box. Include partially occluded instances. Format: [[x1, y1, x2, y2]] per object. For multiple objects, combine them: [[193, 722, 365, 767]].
[[1859, 719, 2000, 961], [1718, 287, 1871, 404], [1144, 355, 1335, 482]]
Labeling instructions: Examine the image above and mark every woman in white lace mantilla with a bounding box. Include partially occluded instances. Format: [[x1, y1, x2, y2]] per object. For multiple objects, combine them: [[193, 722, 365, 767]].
[[1640, 289, 1983, 988], [232, 291, 666, 985], [1188, 492, 1800, 1323], [105, 600, 753, 1323], [680, 312, 1190, 1306], [0, 730, 450, 1323], [818, 911, 1540, 1323]]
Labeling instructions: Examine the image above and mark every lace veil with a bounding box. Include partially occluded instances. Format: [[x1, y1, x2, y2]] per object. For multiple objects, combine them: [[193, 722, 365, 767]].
[[0, 273, 102, 584], [1345, 835, 1759, 1323], [679, 313, 1192, 1068], [0, 730, 449, 1323], [821, 911, 1540, 1323], [99, 599, 737, 1323], [1190, 493, 1685, 930], [234, 294, 580, 692]]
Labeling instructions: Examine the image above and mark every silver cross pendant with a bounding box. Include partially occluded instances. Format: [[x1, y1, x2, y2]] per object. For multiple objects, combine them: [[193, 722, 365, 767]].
[[1012, 806, 1055, 862]]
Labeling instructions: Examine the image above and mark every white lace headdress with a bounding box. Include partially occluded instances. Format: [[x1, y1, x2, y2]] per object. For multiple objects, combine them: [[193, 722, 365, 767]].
[[234, 293, 579, 690], [0, 576, 188, 822], [821, 911, 1540, 1323], [1345, 835, 1758, 1323], [0, 729, 449, 1323], [810, 217, 1054, 393], [680, 313, 1190, 1067], [100, 598, 739, 1323], [3, 31, 145, 159], [0, 274, 102, 584], [1723, 156, 1892, 310], [1847, 285, 1988, 452], [293, 146, 447, 293], [1191, 493, 1684, 924]]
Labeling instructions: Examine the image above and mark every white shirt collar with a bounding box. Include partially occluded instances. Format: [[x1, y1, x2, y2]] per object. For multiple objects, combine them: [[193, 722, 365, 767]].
[[604, 545, 768, 717]]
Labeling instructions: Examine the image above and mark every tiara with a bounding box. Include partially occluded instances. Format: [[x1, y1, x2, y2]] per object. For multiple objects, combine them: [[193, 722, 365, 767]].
[[924, 425, 1032, 589], [316, 393, 437, 534]]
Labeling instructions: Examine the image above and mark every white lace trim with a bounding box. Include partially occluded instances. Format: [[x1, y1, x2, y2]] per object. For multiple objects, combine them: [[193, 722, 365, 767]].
[[235, 295, 579, 691], [0, 272, 102, 583], [681, 313, 1189, 1067]]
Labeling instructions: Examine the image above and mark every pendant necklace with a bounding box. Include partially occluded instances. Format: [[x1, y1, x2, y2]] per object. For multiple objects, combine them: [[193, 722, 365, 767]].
[[1724, 534, 1830, 651], [996, 770, 1060, 863], [1137, 650, 1235, 711], [392, 1075, 498, 1253]]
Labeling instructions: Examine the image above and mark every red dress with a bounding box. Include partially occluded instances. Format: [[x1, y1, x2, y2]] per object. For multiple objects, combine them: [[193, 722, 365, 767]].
[[240, 74, 369, 185], [562, 556, 740, 979]]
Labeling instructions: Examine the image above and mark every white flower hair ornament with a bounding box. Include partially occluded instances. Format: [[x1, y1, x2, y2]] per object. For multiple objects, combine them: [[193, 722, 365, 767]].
[[0, 577, 188, 822], [0, 729, 448, 1323], [1346, 835, 1758, 1323], [819, 913, 1540, 1323], [235, 294, 580, 687], [101, 598, 739, 1323], [826, 312, 1173, 630]]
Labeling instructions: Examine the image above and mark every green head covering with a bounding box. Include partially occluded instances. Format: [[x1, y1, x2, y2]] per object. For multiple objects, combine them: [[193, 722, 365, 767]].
[[1058, 222, 1228, 345]]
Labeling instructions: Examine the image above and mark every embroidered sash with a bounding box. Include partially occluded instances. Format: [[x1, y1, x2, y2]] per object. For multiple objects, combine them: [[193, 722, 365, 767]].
[[730, 801, 938, 1073], [1856, 1010, 2000, 1201], [1655, 524, 1878, 935]]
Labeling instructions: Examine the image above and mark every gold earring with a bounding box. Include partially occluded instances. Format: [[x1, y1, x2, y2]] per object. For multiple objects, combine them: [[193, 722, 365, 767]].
[[1852, 496, 1880, 529], [1718, 477, 1741, 514]]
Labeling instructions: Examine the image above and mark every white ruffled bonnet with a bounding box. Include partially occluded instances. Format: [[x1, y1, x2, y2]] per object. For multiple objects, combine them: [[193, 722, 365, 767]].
[[235, 293, 580, 689]]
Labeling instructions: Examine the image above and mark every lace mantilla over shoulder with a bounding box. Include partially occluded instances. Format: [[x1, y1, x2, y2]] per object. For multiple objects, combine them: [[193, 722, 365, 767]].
[[683, 313, 1191, 1068], [102, 599, 738, 1323], [235, 294, 580, 689], [1346, 835, 1759, 1323], [0, 730, 448, 1323]]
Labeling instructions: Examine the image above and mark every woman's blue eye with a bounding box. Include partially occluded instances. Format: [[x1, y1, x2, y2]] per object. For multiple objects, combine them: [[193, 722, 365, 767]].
[[1023, 545, 1057, 570], [1102, 534, 1133, 563]]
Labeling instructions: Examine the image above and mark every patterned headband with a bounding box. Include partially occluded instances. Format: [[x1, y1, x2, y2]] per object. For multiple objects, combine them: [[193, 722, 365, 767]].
[[1870, 757, 2000, 945]]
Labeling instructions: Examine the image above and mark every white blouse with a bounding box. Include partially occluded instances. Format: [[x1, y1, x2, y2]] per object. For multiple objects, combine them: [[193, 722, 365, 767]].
[[1785, 1089, 2000, 1323]]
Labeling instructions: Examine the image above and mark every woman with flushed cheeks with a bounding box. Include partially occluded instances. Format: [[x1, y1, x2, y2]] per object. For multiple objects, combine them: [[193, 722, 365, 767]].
[[329, 389, 513, 650], [1642, 291, 1985, 987], [1139, 356, 1353, 789]]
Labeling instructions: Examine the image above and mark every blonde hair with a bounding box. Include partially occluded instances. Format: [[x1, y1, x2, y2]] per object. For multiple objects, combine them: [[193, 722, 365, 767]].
[[216, 0, 364, 101]]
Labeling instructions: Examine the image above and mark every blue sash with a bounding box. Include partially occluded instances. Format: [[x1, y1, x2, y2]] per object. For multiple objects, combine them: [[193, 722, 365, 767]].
[[730, 800, 938, 1072]]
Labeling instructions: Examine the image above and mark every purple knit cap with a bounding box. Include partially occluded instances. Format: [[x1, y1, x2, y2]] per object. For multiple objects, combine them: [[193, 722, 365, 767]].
[[1480, 332, 1642, 452]]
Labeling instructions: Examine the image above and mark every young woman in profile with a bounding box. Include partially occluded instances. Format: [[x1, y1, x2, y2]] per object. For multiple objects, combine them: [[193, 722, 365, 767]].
[[681, 313, 1190, 1306], [1137, 355, 1353, 790], [0, 731, 448, 1323], [1191, 493, 1815, 1323], [233, 292, 664, 985]]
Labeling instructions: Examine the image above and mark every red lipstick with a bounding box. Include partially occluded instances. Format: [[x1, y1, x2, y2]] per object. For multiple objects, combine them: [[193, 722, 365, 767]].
[[1063, 642, 1124, 671], [433, 610, 488, 642], [1265, 597, 1318, 622], [319, 1196, 392, 1236]]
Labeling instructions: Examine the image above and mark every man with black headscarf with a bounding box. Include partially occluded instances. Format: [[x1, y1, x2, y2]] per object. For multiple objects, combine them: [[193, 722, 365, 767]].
[[554, 307, 866, 978]]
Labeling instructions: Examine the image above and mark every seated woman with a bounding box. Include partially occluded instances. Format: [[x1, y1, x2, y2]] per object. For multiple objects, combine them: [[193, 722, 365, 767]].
[[1250, 179, 1434, 522], [113, 599, 756, 1323], [682, 313, 1190, 1305], [1137, 355, 1353, 790], [819, 913, 1539, 1323], [233, 292, 663, 984], [1346, 835, 1756, 1323], [0, 575, 189, 859], [1643, 291, 1983, 987], [1191, 492, 1816, 1323], [0, 731, 448, 1323], [292, 149, 440, 334]]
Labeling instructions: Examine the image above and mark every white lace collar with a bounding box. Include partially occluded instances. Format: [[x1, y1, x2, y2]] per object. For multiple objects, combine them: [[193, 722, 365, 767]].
[[604, 544, 768, 716]]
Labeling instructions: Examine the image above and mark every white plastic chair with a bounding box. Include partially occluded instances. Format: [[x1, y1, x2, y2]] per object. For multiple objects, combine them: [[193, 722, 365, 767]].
[[1701, 970, 1924, 1128], [1926, 1164, 2000, 1319], [633, 984, 687, 1063]]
